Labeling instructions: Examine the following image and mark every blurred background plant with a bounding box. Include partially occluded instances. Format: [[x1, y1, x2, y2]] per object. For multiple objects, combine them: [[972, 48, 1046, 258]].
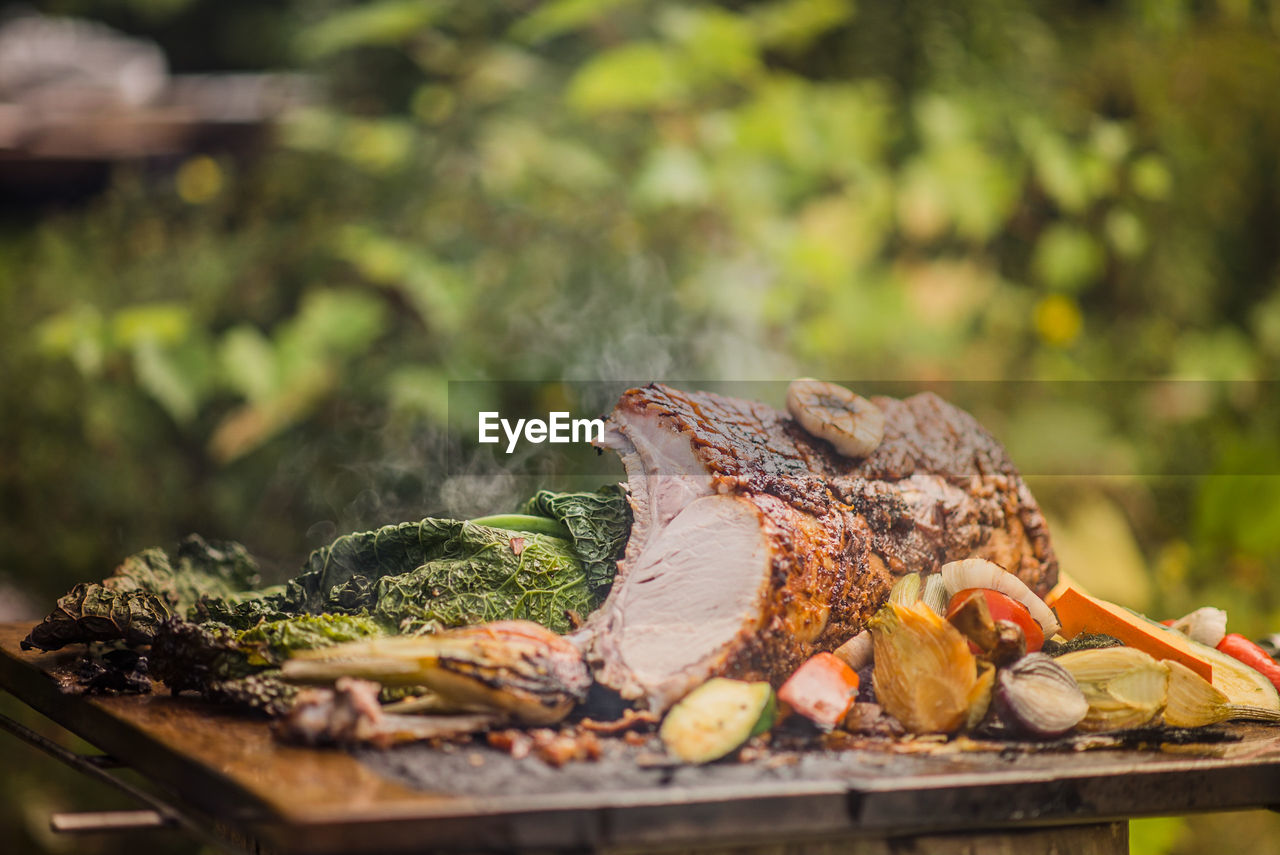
[[2, 0, 1280, 852]]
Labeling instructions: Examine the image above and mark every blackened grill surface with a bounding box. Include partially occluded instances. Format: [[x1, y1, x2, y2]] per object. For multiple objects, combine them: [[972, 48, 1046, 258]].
[[353, 725, 1242, 799]]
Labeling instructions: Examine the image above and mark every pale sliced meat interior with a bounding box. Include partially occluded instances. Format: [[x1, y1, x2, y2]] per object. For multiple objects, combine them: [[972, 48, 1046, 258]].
[[606, 493, 770, 710], [598, 409, 713, 562]]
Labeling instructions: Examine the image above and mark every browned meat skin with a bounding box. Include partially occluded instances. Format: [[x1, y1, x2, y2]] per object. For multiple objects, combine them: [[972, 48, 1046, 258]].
[[584, 384, 1057, 709]]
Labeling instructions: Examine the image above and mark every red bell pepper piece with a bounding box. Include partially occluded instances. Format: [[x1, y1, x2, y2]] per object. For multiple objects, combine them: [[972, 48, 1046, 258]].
[[777, 652, 860, 729]]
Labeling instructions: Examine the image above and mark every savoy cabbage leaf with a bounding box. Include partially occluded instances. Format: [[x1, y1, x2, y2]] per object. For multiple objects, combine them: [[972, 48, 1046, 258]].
[[520, 484, 631, 593], [24, 485, 630, 651]]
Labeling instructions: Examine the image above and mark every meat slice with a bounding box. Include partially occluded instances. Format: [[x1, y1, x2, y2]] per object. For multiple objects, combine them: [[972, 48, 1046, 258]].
[[579, 384, 1057, 711]]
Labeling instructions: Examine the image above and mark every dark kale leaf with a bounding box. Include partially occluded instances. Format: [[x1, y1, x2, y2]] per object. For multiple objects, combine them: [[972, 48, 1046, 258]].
[[1041, 633, 1124, 656], [22, 535, 263, 651], [149, 613, 386, 713]]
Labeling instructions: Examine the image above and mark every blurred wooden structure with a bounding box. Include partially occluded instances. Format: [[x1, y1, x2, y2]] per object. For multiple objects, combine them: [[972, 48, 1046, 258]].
[[0, 13, 312, 202]]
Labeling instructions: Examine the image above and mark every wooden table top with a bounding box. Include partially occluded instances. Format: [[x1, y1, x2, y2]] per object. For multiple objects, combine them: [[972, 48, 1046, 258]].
[[5, 622, 1280, 854]]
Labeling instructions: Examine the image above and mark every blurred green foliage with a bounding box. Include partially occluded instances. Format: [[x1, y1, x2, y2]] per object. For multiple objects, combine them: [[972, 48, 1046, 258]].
[[5, 0, 1280, 627], [3, 1, 1280, 851]]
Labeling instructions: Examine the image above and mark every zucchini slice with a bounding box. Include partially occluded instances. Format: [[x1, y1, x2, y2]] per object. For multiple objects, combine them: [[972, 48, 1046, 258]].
[[659, 678, 776, 764]]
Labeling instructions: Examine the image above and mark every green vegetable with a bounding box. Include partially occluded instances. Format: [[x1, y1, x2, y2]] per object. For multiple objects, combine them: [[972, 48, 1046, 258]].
[[282, 620, 591, 724], [170, 517, 600, 636], [203, 672, 300, 717], [659, 678, 776, 764], [466, 514, 572, 539], [22, 535, 264, 651], [273, 519, 594, 634], [189, 585, 294, 629], [27, 483, 630, 653], [151, 614, 385, 678], [521, 485, 631, 593], [235, 613, 389, 666], [149, 614, 388, 713]]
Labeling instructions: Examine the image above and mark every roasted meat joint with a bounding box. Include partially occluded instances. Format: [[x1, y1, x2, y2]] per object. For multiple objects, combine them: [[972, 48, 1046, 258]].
[[579, 382, 1056, 712], [19, 382, 1280, 759]]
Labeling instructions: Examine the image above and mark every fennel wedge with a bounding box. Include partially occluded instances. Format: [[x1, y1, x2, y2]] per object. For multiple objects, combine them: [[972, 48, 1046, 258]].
[[1163, 660, 1280, 727]]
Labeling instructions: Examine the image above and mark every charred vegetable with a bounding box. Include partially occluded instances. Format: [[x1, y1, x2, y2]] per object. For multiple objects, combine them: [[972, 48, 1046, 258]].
[[282, 620, 591, 725], [941, 558, 1060, 639], [946, 589, 1043, 653], [965, 664, 996, 731], [1040, 633, 1123, 656], [945, 591, 1027, 665], [869, 602, 983, 734], [785, 379, 884, 458], [777, 652, 859, 729], [993, 653, 1088, 737], [1054, 647, 1168, 732], [203, 672, 301, 717], [1163, 660, 1280, 727], [659, 678, 776, 764], [147, 614, 388, 714], [833, 630, 872, 670], [277, 678, 500, 747]]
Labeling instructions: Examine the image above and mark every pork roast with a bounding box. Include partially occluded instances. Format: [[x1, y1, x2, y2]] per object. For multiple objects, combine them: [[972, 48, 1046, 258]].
[[577, 383, 1057, 711]]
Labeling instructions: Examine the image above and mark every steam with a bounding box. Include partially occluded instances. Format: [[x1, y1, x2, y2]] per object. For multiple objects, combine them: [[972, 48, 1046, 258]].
[[264, 239, 800, 573]]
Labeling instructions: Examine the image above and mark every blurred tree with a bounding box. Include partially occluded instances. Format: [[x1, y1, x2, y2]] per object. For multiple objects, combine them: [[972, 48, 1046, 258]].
[[4, 0, 1279, 617]]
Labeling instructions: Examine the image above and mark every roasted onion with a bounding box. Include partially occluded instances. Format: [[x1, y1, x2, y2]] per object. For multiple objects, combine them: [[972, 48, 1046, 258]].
[[993, 653, 1087, 737]]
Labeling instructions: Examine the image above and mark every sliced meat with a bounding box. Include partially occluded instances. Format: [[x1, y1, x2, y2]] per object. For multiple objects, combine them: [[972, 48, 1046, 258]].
[[587, 494, 770, 710], [580, 384, 1057, 711]]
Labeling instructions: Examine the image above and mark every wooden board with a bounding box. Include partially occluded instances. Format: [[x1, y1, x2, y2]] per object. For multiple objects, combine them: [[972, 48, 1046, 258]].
[[4, 622, 1280, 854]]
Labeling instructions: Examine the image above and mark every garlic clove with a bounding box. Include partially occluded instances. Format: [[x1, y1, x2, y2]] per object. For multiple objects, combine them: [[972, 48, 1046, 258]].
[[786, 379, 885, 458]]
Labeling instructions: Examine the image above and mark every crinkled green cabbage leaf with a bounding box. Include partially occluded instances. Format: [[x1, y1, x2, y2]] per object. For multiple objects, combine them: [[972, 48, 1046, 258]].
[[23, 486, 630, 651]]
